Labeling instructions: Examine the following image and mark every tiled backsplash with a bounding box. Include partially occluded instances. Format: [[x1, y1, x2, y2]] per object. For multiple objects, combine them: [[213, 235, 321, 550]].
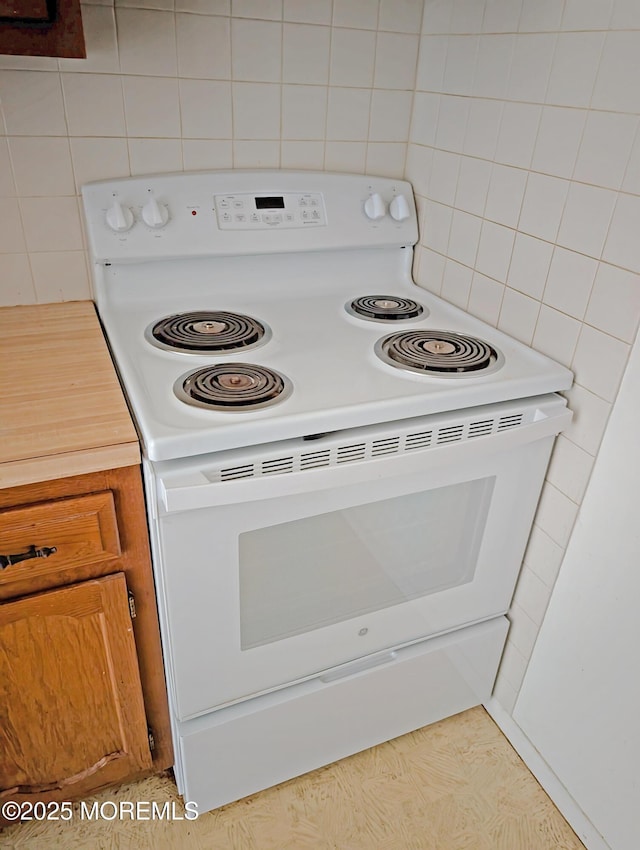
[[406, 0, 640, 712], [2, 0, 639, 722], [0, 0, 423, 304]]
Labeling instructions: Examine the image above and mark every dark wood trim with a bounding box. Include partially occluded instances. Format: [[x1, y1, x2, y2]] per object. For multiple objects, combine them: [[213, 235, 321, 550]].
[[0, 0, 85, 58], [0, 1, 52, 23]]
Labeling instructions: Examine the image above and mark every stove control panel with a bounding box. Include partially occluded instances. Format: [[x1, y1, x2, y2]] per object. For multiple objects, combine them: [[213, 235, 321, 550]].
[[213, 192, 326, 230], [82, 171, 418, 262]]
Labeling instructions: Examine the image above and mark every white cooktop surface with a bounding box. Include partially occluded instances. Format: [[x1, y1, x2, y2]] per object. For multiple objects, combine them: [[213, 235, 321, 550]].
[[84, 170, 572, 462], [98, 251, 572, 462]]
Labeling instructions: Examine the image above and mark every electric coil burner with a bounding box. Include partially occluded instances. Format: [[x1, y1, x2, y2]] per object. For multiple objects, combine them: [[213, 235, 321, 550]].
[[376, 330, 504, 376], [176, 363, 291, 410], [347, 295, 425, 322], [148, 310, 268, 353]]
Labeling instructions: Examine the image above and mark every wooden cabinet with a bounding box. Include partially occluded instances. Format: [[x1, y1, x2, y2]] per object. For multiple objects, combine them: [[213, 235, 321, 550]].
[[0, 465, 172, 817], [0, 574, 152, 800]]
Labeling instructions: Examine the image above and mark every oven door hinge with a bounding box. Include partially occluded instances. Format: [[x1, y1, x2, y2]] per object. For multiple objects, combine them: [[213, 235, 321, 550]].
[[147, 726, 156, 753], [128, 590, 137, 619]]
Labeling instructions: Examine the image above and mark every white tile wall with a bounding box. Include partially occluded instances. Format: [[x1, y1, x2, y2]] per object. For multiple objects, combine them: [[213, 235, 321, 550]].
[[494, 102, 541, 168], [442, 35, 478, 95], [531, 106, 587, 178], [441, 258, 472, 308], [531, 305, 580, 367], [175, 14, 230, 79], [475, 220, 515, 282], [0, 139, 16, 196], [0, 70, 67, 135], [524, 525, 565, 589], [542, 247, 597, 321], [0, 254, 37, 306], [283, 0, 332, 26], [415, 35, 447, 91], [483, 0, 522, 34], [462, 95, 503, 160], [518, 172, 569, 242], [546, 32, 604, 108], [0, 0, 423, 306], [434, 95, 469, 152], [283, 24, 331, 85], [507, 233, 553, 300], [556, 182, 616, 257], [484, 163, 526, 227], [8, 137, 75, 197], [498, 288, 539, 344], [117, 8, 178, 77], [454, 155, 491, 216], [467, 271, 503, 325], [545, 435, 594, 506], [448, 209, 481, 268], [562, 0, 613, 32], [64, 72, 127, 136], [574, 111, 638, 190], [406, 0, 640, 714], [20, 197, 84, 253], [473, 34, 513, 98], [0, 199, 27, 254], [585, 263, 640, 343]]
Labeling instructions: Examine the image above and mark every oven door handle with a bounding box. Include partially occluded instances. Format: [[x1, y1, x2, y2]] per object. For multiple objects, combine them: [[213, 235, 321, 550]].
[[156, 405, 571, 513]]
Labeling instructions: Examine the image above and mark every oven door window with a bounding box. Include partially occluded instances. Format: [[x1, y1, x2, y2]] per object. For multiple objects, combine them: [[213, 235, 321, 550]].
[[238, 476, 494, 649]]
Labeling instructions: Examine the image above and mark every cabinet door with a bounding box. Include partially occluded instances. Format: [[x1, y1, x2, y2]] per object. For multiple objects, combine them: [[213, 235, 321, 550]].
[[0, 573, 152, 805]]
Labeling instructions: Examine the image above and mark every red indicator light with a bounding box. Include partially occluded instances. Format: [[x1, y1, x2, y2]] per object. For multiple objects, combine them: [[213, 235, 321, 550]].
[[191, 210, 197, 216]]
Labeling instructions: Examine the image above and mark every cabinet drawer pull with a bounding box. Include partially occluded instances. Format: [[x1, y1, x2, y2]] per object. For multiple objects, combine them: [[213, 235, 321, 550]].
[[0, 545, 57, 569]]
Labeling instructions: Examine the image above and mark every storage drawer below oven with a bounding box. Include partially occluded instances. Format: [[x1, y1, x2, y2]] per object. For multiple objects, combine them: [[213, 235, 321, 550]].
[[174, 616, 508, 813]]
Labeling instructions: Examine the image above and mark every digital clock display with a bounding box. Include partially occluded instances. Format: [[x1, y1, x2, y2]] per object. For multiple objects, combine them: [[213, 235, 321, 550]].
[[255, 196, 285, 209]]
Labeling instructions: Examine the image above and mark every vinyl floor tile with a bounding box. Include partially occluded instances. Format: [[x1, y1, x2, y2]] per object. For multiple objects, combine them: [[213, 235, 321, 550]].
[[1, 707, 585, 850]]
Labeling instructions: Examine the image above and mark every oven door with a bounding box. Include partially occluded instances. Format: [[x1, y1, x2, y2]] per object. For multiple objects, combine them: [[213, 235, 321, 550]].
[[150, 396, 569, 721]]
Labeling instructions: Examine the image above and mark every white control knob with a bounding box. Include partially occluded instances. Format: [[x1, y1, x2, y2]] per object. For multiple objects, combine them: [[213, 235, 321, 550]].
[[364, 193, 386, 221], [106, 200, 134, 232], [389, 194, 411, 222], [141, 195, 170, 229]]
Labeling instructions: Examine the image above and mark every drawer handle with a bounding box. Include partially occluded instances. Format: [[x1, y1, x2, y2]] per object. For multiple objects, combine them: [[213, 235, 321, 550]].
[[0, 545, 57, 569]]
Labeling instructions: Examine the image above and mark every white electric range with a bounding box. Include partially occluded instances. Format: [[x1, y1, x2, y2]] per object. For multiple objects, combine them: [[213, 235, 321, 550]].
[[82, 170, 572, 813]]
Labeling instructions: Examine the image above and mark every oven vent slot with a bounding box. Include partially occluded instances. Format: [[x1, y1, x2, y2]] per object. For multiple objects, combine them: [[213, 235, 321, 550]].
[[336, 443, 367, 463], [468, 419, 495, 438], [261, 457, 294, 475], [498, 413, 524, 431], [436, 424, 464, 444], [220, 464, 255, 480], [371, 437, 401, 456], [300, 449, 332, 469], [214, 408, 529, 482], [404, 431, 432, 450]]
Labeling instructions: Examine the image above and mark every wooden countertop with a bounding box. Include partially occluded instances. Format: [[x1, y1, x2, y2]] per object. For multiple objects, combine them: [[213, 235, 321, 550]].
[[0, 301, 140, 489]]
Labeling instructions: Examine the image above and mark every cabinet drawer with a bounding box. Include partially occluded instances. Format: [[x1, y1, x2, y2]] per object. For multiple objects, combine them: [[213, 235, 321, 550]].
[[0, 492, 121, 591]]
